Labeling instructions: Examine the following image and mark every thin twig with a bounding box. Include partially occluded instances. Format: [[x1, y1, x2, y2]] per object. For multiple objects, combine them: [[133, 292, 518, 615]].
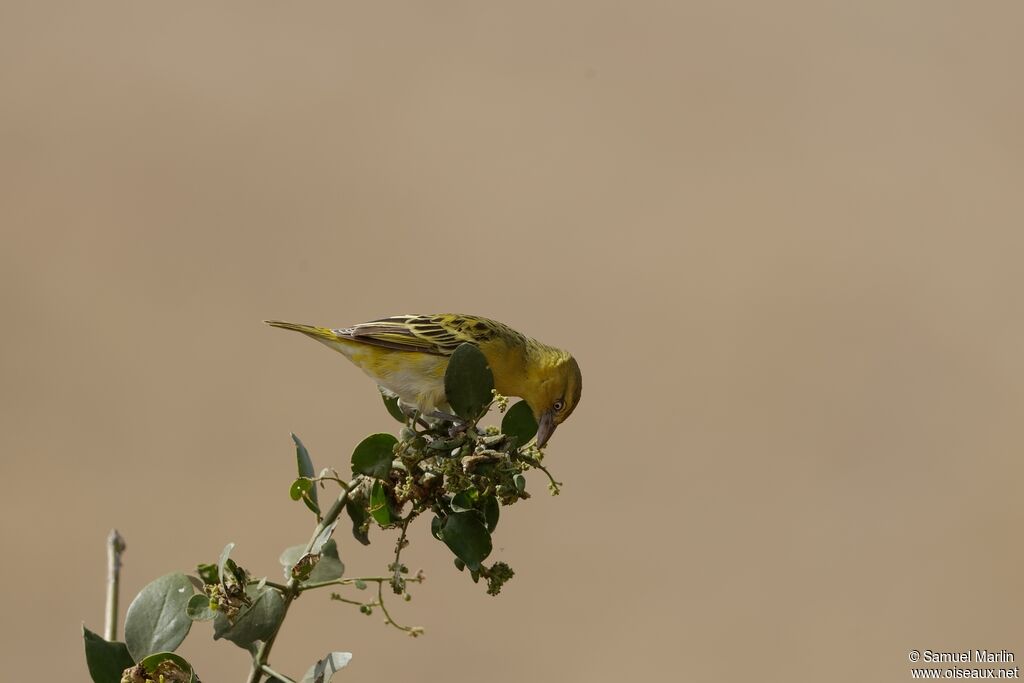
[[104, 529, 126, 641], [300, 574, 425, 592], [376, 581, 423, 636], [247, 579, 289, 592]]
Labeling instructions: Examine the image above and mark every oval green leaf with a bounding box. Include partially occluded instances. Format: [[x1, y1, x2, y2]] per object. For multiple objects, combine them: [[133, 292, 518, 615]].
[[290, 478, 312, 501], [440, 511, 492, 571], [444, 343, 494, 421], [213, 585, 286, 649], [501, 400, 538, 444], [124, 573, 195, 661], [369, 480, 392, 526], [139, 651, 196, 683], [83, 625, 134, 683], [293, 433, 320, 516], [450, 487, 478, 513], [351, 433, 397, 479]]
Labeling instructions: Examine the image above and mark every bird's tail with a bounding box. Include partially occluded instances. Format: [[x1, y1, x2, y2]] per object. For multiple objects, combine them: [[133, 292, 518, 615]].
[[264, 320, 341, 342]]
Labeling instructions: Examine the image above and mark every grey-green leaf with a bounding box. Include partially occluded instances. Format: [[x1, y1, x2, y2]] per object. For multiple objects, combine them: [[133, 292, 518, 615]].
[[310, 539, 345, 582], [217, 542, 235, 587], [279, 540, 344, 584], [213, 585, 286, 649], [444, 343, 494, 421], [186, 594, 217, 621], [380, 388, 406, 423], [351, 433, 397, 479], [83, 625, 134, 683], [293, 433, 320, 516], [311, 520, 338, 555], [138, 651, 196, 683], [301, 651, 353, 683], [501, 400, 538, 444], [440, 511, 492, 571], [123, 573, 195, 661]]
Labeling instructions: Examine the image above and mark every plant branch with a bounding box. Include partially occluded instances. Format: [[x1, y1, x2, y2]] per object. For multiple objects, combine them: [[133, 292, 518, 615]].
[[300, 574, 425, 592], [516, 455, 562, 493], [104, 529, 126, 641], [260, 664, 296, 683], [246, 486, 351, 683]]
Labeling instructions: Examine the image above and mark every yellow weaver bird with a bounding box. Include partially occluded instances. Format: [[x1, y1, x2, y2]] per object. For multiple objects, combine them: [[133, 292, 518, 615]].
[[265, 314, 582, 447]]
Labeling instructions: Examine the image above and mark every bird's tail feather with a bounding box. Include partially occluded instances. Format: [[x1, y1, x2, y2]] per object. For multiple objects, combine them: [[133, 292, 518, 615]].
[[264, 320, 340, 342]]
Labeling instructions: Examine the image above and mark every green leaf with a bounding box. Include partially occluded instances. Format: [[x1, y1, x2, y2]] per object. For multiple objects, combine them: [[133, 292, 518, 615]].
[[501, 400, 538, 444], [482, 495, 500, 533], [345, 498, 371, 546], [380, 388, 406, 423], [83, 625, 134, 683], [514, 474, 527, 492], [186, 594, 217, 622], [290, 478, 313, 501], [351, 433, 397, 479], [279, 540, 344, 584], [293, 433, 320, 516], [450, 487, 479, 512], [213, 585, 286, 649], [430, 515, 443, 541], [124, 573, 195, 661], [440, 511, 492, 571], [444, 343, 494, 421], [138, 651, 196, 683], [196, 563, 219, 586], [369, 480, 392, 526], [301, 651, 353, 683]]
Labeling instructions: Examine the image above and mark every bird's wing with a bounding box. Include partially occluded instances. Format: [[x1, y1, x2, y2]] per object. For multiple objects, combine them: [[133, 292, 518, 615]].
[[336, 314, 489, 356]]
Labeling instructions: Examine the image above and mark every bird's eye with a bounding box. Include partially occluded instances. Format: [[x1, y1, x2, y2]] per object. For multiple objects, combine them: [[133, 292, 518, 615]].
[[553, 399, 565, 412]]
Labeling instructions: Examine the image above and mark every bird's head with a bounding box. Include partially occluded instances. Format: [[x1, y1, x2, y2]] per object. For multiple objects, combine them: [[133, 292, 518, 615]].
[[523, 353, 582, 448]]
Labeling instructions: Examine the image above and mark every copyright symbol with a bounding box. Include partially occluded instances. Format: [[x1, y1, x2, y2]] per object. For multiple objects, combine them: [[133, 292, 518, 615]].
[[909, 650, 921, 662]]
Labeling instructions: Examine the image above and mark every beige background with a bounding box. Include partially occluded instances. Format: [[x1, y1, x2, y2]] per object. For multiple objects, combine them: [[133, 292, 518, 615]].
[[2, 2, 1022, 681]]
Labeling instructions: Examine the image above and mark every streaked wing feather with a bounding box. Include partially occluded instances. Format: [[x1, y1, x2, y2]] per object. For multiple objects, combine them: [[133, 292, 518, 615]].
[[335, 315, 486, 356]]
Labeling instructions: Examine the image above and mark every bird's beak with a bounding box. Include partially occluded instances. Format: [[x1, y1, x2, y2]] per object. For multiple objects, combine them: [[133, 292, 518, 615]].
[[536, 409, 556, 448]]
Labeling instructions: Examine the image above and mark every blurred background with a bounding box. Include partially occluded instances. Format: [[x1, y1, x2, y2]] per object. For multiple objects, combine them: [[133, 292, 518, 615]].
[[2, 2, 1022, 681]]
